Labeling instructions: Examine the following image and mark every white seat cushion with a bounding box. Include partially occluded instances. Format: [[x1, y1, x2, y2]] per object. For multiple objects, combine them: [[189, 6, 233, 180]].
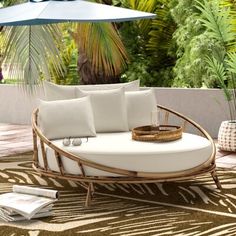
[[38, 132, 212, 176]]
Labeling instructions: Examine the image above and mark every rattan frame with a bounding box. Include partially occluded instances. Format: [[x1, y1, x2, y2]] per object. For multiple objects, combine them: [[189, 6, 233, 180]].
[[32, 105, 221, 206]]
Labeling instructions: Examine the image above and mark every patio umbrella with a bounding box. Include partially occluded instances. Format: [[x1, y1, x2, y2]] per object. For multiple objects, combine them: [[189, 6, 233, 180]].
[[0, 0, 156, 26]]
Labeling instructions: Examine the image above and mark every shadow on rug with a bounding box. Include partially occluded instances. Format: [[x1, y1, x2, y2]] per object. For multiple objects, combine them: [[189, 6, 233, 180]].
[[0, 153, 236, 236]]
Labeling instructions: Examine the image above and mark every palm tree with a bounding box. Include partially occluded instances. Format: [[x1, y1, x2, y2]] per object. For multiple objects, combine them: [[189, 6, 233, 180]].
[[74, 22, 128, 84], [0, 0, 130, 88]]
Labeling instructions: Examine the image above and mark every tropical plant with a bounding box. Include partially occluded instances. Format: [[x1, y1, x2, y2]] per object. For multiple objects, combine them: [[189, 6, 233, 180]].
[[116, 0, 176, 86], [0, 0, 66, 90], [197, 0, 236, 120], [0, 0, 131, 89], [170, 0, 215, 87], [2, 25, 65, 91], [74, 22, 128, 84], [50, 24, 79, 85]]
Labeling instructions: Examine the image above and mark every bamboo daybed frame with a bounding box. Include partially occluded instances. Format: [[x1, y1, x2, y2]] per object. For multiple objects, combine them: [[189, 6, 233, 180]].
[[32, 105, 222, 206]]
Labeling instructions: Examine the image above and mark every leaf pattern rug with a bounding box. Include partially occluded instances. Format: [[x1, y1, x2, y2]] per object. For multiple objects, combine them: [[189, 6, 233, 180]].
[[0, 153, 236, 236]]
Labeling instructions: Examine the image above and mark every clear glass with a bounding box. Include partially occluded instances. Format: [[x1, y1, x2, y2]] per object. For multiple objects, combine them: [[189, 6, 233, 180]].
[[151, 108, 160, 128]]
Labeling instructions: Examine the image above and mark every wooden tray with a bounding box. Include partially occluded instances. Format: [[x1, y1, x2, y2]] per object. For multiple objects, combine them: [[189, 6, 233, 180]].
[[132, 125, 182, 142]]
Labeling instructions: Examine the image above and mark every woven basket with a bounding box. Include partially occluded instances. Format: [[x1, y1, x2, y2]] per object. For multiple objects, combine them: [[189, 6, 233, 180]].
[[132, 125, 182, 142], [218, 120, 236, 152]]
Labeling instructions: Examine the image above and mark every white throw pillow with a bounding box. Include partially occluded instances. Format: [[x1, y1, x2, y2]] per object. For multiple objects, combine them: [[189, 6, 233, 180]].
[[76, 87, 129, 132], [77, 79, 140, 91], [38, 97, 96, 140], [125, 89, 157, 130], [43, 81, 76, 101], [43, 80, 139, 101]]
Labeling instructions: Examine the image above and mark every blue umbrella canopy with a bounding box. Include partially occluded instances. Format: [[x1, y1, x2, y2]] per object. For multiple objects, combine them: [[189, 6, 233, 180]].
[[0, 0, 156, 26]]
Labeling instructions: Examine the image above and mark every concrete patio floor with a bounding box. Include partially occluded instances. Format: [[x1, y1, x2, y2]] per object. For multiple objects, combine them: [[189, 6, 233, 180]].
[[0, 123, 32, 157], [0, 123, 236, 170]]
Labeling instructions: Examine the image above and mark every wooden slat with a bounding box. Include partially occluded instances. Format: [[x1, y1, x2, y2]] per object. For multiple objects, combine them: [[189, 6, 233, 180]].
[[54, 151, 64, 175], [85, 183, 92, 207], [40, 140, 48, 171], [32, 163, 216, 184], [78, 161, 86, 177], [32, 129, 39, 167]]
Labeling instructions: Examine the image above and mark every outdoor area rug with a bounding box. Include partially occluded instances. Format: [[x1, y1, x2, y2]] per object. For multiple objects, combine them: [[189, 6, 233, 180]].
[[0, 153, 236, 236]]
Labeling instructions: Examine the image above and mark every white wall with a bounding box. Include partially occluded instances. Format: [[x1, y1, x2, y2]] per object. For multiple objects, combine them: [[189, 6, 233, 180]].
[[0, 85, 229, 138], [151, 88, 229, 138], [0, 85, 45, 125]]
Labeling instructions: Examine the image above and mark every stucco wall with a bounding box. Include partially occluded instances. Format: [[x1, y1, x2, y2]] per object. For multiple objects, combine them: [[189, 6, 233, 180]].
[[152, 87, 228, 138], [0, 85, 229, 138], [0, 85, 45, 125]]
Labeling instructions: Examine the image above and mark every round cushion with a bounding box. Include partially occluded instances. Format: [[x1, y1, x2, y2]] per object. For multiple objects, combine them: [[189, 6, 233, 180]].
[[38, 132, 212, 177]]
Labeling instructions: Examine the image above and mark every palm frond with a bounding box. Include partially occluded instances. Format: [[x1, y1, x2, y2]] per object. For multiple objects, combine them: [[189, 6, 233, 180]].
[[205, 55, 232, 100], [196, 0, 235, 44], [128, 0, 157, 36], [76, 22, 128, 77], [226, 52, 236, 74], [2, 25, 65, 91], [147, 1, 175, 61]]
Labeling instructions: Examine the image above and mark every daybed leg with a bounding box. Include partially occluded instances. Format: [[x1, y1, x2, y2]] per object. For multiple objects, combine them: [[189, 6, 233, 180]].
[[211, 170, 222, 189], [85, 183, 94, 207]]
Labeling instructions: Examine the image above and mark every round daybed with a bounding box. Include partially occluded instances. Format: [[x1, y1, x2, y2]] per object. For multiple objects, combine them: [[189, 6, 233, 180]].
[[32, 105, 221, 206]]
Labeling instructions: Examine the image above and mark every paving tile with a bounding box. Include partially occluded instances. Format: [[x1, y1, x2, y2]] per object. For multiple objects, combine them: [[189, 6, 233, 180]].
[[216, 154, 236, 164], [0, 123, 33, 157], [216, 162, 236, 169], [216, 149, 232, 159]]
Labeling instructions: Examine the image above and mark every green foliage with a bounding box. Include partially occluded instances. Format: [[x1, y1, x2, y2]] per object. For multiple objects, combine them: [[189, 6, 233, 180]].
[[197, 0, 236, 119], [50, 24, 79, 85], [1, 0, 129, 87], [76, 22, 128, 79], [4, 0, 236, 91], [196, 0, 234, 43], [119, 0, 176, 87], [1, 0, 24, 7], [118, 0, 231, 88], [121, 56, 173, 87], [170, 0, 218, 87]]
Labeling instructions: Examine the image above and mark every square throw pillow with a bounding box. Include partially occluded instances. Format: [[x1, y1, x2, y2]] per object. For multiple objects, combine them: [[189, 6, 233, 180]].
[[43, 81, 76, 101], [76, 87, 129, 132], [125, 89, 157, 130], [38, 96, 96, 140], [43, 80, 140, 101]]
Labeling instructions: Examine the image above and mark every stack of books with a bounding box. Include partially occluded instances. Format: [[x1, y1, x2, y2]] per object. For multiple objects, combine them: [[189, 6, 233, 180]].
[[0, 185, 58, 222]]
